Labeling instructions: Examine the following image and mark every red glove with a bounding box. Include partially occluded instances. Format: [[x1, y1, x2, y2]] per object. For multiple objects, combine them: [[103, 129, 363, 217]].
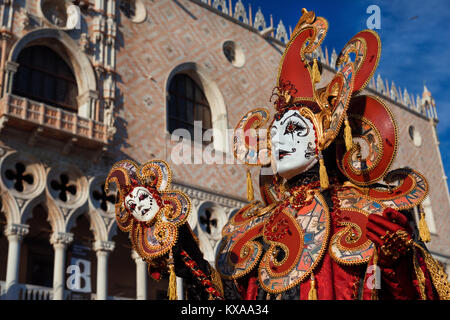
[[366, 208, 413, 266], [366, 208, 425, 299]]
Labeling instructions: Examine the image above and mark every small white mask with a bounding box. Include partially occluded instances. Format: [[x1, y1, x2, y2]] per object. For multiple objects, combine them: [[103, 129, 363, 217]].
[[125, 186, 160, 222], [270, 109, 318, 179]]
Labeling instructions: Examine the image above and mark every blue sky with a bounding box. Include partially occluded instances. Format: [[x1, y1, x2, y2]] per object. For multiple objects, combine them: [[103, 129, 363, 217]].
[[247, 0, 450, 188]]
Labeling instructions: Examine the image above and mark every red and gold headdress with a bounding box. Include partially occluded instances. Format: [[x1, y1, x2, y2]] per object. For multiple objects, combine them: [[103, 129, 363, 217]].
[[105, 159, 190, 235], [105, 159, 191, 299], [234, 9, 397, 193]]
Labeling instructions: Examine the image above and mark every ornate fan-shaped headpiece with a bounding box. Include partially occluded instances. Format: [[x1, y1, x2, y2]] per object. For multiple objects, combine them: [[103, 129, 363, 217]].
[[105, 159, 190, 260], [105, 160, 224, 300], [234, 8, 397, 192]]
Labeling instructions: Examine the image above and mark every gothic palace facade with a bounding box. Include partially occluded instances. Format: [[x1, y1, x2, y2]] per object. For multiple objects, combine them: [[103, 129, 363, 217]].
[[0, 0, 448, 300]]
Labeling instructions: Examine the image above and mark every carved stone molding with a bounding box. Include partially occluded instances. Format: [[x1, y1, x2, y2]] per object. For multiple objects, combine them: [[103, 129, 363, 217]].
[[46, 165, 88, 207], [212, 0, 228, 14], [253, 8, 266, 31], [88, 175, 115, 215], [21, 11, 31, 30], [99, 212, 115, 236], [275, 20, 288, 44], [233, 0, 248, 24], [0, 152, 46, 198]]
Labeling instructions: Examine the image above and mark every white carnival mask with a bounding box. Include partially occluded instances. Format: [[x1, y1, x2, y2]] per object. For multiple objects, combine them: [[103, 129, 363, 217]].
[[270, 109, 318, 179], [125, 186, 160, 222]]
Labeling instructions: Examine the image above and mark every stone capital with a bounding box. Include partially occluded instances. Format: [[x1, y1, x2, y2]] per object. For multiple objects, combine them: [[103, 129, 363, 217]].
[[4, 224, 29, 239], [77, 89, 99, 104], [0, 31, 12, 41], [50, 232, 74, 247], [93, 240, 115, 253], [5, 61, 19, 73]]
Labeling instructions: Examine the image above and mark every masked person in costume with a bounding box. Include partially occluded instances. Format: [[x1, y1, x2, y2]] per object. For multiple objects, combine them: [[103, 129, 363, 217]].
[[105, 160, 224, 300], [215, 9, 450, 300]]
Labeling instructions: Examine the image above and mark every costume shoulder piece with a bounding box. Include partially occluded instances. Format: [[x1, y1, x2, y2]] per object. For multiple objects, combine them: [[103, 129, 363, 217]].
[[216, 189, 330, 294], [330, 168, 429, 265], [329, 89, 430, 265]]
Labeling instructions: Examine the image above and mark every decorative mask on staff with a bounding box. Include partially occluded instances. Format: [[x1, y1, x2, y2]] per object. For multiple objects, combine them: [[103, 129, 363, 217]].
[[234, 9, 400, 201], [105, 159, 191, 299]]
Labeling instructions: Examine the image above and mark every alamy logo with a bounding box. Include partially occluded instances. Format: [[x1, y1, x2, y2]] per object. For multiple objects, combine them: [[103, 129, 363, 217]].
[[366, 5, 381, 30], [66, 258, 92, 293], [366, 265, 381, 290]]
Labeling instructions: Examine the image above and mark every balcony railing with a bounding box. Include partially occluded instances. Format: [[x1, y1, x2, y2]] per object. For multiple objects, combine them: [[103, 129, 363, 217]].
[[0, 94, 109, 150], [18, 283, 56, 300], [0, 280, 133, 300], [0, 281, 56, 300]]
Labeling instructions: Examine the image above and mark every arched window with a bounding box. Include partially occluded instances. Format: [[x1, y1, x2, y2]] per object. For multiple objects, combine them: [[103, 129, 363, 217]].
[[167, 74, 212, 139], [13, 45, 78, 112]]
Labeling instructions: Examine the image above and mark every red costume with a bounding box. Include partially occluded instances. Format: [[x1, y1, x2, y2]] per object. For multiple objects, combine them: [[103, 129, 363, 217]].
[[215, 9, 450, 300]]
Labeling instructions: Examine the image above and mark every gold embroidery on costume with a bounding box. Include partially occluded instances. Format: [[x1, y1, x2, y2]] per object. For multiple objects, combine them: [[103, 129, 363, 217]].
[[414, 244, 450, 300], [412, 247, 427, 300]]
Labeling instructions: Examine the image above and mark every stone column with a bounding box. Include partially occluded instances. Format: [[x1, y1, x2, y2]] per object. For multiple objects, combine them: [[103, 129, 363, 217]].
[[131, 250, 147, 300], [4, 224, 29, 300], [0, 31, 12, 97], [50, 232, 74, 300], [77, 90, 99, 120], [176, 276, 184, 300], [93, 240, 115, 300], [3, 60, 18, 96]]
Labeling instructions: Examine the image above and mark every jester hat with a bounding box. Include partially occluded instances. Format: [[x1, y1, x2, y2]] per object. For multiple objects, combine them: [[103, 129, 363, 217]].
[[234, 9, 397, 193], [105, 159, 191, 260]]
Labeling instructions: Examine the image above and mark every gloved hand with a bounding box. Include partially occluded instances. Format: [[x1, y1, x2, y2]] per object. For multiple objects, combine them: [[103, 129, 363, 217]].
[[366, 207, 413, 266]]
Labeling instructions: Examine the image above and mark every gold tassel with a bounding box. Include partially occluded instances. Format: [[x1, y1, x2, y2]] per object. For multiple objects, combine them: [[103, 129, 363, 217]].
[[308, 274, 318, 300], [209, 266, 224, 298], [344, 118, 353, 152], [167, 251, 178, 300], [418, 206, 431, 243], [312, 59, 321, 85], [246, 169, 254, 201], [318, 152, 329, 189]]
